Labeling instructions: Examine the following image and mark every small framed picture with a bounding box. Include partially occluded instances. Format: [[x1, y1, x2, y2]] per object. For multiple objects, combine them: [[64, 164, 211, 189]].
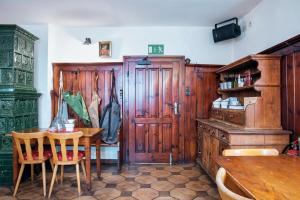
[[99, 41, 112, 57]]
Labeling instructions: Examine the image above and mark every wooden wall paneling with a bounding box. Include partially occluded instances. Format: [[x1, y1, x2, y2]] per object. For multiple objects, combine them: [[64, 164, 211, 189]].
[[294, 52, 300, 138], [51, 61, 221, 163], [122, 62, 129, 163], [184, 66, 197, 161], [51, 62, 124, 158], [184, 64, 220, 161], [260, 35, 300, 140], [281, 56, 288, 130], [286, 54, 295, 136]]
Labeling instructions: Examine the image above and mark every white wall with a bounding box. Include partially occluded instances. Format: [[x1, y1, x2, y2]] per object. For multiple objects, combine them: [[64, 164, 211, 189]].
[[48, 25, 233, 64], [233, 0, 300, 59]]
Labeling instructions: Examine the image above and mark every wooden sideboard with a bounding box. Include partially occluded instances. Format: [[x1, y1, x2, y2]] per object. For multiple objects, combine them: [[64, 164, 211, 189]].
[[196, 54, 291, 181], [196, 119, 290, 180]]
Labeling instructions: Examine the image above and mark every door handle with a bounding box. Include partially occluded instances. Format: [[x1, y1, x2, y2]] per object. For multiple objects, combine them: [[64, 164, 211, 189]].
[[167, 102, 180, 115], [174, 102, 179, 115]]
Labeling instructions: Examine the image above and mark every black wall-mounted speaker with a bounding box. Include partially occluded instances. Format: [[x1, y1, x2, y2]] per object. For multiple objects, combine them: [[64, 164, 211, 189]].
[[212, 17, 241, 43]]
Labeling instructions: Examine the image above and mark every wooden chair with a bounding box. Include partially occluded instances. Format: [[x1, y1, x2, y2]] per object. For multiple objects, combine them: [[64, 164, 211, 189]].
[[216, 167, 252, 200], [48, 131, 86, 198], [12, 131, 53, 197], [222, 148, 279, 156]]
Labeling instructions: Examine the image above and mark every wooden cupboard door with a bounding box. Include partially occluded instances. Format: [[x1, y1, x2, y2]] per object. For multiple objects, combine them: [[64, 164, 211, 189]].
[[209, 136, 219, 179], [197, 123, 204, 161], [127, 60, 180, 163], [202, 131, 210, 170]]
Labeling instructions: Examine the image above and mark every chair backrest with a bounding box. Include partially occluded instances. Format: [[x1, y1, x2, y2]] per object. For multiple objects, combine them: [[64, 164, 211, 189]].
[[216, 168, 252, 200], [12, 131, 47, 163], [48, 131, 83, 163], [222, 148, 279, 156]]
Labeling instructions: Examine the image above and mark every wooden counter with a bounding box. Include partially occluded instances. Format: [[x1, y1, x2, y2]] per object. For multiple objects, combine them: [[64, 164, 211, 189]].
[[215, 155, 300, 200], [196, 119, 291, 181], [199, 119, 291, 135]]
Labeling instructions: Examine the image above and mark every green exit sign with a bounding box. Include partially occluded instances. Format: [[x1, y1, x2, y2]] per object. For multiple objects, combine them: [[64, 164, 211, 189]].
[[148, 44, 164, 55]]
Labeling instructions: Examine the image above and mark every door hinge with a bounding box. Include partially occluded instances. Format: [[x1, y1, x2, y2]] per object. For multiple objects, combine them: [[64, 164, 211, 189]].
[[127, 149, 129, 157]]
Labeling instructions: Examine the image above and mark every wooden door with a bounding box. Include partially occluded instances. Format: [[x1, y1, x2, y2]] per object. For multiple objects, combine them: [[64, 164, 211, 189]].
[[125, 56, 184, 163]]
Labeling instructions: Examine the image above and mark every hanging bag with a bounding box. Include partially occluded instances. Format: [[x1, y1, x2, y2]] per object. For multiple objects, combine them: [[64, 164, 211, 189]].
[[100, 69, 121, 144]]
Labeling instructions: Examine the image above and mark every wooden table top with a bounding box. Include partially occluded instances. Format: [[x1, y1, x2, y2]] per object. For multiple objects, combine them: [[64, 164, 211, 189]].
[[8, 128, 104, 138], [215, 155, 300, 200]]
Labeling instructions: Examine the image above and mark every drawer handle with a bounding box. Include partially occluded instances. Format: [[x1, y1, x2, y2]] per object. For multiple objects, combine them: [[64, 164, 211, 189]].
[[229, 114, 234, 118]]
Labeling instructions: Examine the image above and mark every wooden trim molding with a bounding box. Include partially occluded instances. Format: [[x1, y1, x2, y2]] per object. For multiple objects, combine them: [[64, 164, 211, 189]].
[[259, 34, 300, 55]]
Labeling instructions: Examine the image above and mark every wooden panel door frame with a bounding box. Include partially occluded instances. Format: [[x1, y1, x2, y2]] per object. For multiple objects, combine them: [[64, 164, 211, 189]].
[[123, 56, 185, 163]]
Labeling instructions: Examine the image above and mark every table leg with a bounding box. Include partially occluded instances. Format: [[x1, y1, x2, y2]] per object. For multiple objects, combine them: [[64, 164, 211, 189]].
[[96, 138, 101, 178], [84, 139, 91, 191], [13, 140, 19, 185]]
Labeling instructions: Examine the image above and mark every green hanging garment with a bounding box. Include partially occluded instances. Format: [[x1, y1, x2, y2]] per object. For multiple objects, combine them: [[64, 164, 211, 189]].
[[63, 91, 91, 125]]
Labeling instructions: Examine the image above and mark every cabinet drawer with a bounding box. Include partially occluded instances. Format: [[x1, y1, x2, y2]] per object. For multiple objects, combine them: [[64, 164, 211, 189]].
[[224, 111, 245, 126], [218, 131, 229, 143], [219, 141, 230, 156], [210, 109, 223, 120]]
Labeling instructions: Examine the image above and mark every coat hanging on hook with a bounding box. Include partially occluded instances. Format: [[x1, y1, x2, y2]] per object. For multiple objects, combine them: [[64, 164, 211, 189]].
[[88, 72, 102, 128], [63, 69, 91, 125]]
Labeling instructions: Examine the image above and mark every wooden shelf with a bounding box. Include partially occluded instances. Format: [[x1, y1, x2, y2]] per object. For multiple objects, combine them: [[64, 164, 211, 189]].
[[213, 54, 282, 129], [218, 85, 255, 93], [216, 55, 281, 74], [212, 108, 245, 112], [251, 71, 261, 76]]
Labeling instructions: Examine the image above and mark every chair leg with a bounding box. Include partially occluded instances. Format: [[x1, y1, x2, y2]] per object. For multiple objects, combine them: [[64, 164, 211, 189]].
[[41, 162, 46, 197], [13, 163, 25, 197], [31, 164, 34, 182], [48, 164, 58, 198], [80, 160, 86, 179], [61, 165, 64, 184], [49, 159, 58, 183], [75, 163, 81, 196]]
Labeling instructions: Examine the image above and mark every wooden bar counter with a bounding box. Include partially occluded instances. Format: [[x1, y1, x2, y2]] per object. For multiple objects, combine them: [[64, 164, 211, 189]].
[[215, 155, 300, 200]]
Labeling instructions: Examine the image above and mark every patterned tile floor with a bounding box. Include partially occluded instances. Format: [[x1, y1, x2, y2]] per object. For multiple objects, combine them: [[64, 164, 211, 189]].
[[0, 163, 219, 200]]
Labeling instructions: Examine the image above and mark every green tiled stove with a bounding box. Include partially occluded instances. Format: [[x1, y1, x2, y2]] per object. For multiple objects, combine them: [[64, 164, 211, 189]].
[[0, 25, 40, 186]]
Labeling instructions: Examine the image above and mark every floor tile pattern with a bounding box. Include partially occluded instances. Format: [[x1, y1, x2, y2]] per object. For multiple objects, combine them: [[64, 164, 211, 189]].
[[0, 163, 219, 200]]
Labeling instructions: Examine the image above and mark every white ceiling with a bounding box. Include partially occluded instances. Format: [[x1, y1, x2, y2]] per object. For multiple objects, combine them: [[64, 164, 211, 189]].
[[0, 0, 262, 27]]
